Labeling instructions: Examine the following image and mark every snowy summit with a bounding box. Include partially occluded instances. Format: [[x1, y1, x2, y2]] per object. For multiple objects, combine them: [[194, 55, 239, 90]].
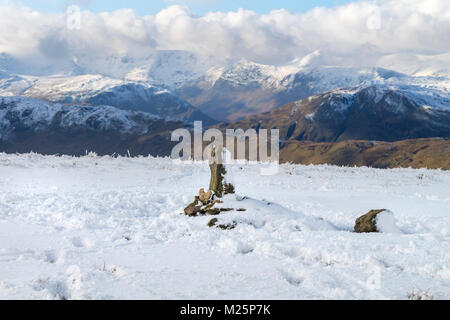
[[0, 154, 449, 299]]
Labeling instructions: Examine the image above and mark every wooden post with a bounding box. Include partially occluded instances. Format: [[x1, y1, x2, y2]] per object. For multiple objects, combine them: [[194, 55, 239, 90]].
[[209, 146, 235, 198]]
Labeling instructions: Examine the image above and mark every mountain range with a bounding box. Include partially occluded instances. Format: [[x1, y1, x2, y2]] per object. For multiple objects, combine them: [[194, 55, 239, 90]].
[[218, 83, 450, 142], [0, 50, 448, 168], [0, 96, 184, 156]]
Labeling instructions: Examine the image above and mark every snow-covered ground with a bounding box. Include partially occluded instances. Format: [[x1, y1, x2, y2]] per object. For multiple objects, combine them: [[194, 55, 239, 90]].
[[0, 153, 449, 300]]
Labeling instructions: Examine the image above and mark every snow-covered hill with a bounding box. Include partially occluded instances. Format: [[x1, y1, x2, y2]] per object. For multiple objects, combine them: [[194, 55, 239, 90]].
[[0, 154, 449, 299]]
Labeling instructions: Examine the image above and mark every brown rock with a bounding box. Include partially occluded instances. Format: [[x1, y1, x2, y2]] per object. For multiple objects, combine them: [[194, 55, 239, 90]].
[[199, 188, 212, 205], [207, 218, 237, 230], [205, 208, 221, 215], [207, 218, 218, 227], [193, 196, 199, 205], [208, 146, 235, 198], [354, 209, 387, 233], [202, 200, 222, 211], [184, 202, 202, 217]]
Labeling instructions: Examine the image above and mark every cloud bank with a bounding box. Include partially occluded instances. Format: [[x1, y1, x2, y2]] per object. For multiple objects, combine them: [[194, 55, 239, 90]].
[[0, 0, 449, 76]]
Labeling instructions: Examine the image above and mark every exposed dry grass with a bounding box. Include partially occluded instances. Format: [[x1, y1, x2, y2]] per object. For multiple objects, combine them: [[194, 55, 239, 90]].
[[279, 138, 450, 170]]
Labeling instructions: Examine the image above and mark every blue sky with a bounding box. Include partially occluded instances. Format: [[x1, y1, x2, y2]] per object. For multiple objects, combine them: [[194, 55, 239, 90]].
[[12, 0, 357, 15]]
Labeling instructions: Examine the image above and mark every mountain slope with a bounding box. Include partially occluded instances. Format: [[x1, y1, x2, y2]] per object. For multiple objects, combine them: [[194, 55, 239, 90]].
[[125, 50, 218, 88], [218, 84, 450, 142], [0, 96, 186, 156], [2, 50, 448, 126], [177, 62, 413, 121], [0, 74, 216, 124]]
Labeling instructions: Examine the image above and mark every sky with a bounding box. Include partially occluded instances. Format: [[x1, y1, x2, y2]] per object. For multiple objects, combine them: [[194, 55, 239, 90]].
[[11, 0, 356, 15], [0, 0, 448, 76]]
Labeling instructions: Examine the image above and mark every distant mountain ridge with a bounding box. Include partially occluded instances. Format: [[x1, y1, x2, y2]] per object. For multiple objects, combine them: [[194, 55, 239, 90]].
[[0, 95, 448, 170], [1, 50, 449, 124], [0, 49, 449, 166], [0, 74, 216, 125], [176, 60, 450, 121], [0, 96, 186, 156], [217, 83, 450, 142]]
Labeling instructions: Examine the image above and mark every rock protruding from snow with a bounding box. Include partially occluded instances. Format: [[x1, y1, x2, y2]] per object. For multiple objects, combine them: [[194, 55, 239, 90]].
[[355, 209, 386, 233], [208, 147, 235, 198], [207, 218, 237, 230], [183, 188, 230, 217], [354, 209, 401, 233]]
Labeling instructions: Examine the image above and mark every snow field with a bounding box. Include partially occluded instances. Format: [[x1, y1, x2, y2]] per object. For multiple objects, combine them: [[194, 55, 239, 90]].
[[0, 153, 449, 299]]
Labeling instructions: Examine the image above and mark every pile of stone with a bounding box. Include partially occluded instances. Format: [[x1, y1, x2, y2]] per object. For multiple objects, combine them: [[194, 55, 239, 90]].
[[184, 188, 233, 217], [183, 146, 245, 230]]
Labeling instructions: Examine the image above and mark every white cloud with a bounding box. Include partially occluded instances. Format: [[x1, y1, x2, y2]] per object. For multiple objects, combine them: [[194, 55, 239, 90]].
[[0, 0, 448, 75]]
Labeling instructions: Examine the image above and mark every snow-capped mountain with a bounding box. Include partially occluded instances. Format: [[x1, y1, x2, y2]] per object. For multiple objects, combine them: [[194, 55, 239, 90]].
[[0, 96, 158, 138], [219, 83, 450, 142], [0, 74, 216, 124], [125, 50, 218, 88], [0, 96, 186, 156], [177, 60, 449, 121], [0, 49, 448, 137]]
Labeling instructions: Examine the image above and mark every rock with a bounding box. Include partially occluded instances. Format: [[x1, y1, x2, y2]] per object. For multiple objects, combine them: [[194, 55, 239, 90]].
[[203, 200, 222, 211], [199, 188, 212, 205], [188, 196, 199, 206], [218, 222, 237, 230], [184, 202, 202, 217], [236, 208, 247, 212], [208, 146, 235, 198], [207, 218, 218, 227], [207, 218, 237, 230], [184, 146, 239, 219], [205, 208, 221, 215], [354, 209, 387, 233]]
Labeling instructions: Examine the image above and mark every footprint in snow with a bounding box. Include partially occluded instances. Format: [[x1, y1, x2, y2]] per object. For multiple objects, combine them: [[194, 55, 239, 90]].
[[70, 237, 94, 248], [31, 278, 71, 300], [42, 250, 58, 264], [71, 237, 85, 248], [280, 270, 304, 286]]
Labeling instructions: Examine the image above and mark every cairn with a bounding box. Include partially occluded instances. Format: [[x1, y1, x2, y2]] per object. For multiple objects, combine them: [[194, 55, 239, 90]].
[[183, 145, 240, 218]]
